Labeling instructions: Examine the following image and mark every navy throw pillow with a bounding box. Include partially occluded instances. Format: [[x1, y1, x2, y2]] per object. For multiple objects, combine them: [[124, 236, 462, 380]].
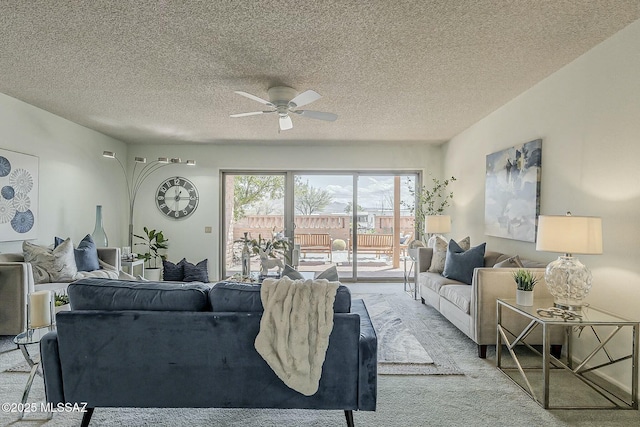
[[183, 259, 209, 283], [442, 240, 486, 285], [54, 234, 100, 272], [163, 258, 186, 281]]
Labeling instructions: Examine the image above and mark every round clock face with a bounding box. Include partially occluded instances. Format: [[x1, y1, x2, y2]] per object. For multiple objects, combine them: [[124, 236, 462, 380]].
[[156, 176, 199, 219]]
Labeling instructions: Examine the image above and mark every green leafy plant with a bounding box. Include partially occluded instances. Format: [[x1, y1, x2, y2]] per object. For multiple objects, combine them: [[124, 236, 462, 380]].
[[513, 269, 539, 291], [54, 292, 69, 307], [134, 226, 169, 268], [402, 175, 456, 239]]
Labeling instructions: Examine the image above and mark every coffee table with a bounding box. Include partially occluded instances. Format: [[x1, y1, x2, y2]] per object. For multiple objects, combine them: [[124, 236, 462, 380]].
[[13, 327, 56, 419], [496, 298, 638, 409]]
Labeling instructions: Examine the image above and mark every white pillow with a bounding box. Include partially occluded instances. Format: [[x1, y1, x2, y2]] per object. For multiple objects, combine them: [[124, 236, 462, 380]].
[[428, 236, 470, 274], [23, 239, 78, 284]]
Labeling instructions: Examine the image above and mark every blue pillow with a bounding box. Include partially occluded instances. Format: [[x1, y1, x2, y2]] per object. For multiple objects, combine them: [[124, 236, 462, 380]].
[[315, 265, 339, 281], [163, 258, 186, 281], [281, 264, 304, 280], [442, 240, 486, 285], [54, 234, 100, 272], [183, 259, 209, 283]]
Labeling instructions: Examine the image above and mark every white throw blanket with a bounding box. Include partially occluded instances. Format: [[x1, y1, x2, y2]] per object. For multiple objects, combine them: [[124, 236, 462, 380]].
[[255, 276, 339, 396]]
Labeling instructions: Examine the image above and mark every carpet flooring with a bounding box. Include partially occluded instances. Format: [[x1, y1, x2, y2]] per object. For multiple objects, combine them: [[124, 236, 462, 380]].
[[1, 287, 639, 426]]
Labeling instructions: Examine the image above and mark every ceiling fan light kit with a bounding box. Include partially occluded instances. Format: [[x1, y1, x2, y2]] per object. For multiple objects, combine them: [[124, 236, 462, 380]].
[[230, 86, 338, 131]]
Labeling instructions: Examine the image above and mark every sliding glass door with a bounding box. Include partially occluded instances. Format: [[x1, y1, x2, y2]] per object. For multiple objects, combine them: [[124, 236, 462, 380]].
[[222, 171, 418, 281]]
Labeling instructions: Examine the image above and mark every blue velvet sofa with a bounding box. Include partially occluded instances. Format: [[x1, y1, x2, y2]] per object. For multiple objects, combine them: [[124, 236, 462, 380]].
[[39, 278, 377, 426]]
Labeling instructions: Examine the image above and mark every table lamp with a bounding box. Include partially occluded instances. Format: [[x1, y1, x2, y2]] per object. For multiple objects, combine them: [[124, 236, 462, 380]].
[[535, 212, 603, 310], [425, 215, 451, 247]]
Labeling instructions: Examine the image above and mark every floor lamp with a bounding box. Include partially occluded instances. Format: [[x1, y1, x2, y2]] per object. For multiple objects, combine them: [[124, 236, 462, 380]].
[[102, 151, 196, 248]]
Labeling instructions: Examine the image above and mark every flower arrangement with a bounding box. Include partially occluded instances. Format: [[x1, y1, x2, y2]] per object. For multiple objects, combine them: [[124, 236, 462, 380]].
[[54, 292, 69, 307], [236, 230, 291, 260], [513, 269, 539, 291]]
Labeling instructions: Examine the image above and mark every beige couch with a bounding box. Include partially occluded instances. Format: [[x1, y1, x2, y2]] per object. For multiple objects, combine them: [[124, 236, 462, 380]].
[[415, 247, 563, 358], [0, 247, 120, 335]]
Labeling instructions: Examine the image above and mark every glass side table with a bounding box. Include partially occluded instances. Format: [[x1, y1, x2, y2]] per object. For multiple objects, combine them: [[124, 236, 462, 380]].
[[497, 298, 639, 409], [401, 256, 417, 299], [13, 327, 56, 419]]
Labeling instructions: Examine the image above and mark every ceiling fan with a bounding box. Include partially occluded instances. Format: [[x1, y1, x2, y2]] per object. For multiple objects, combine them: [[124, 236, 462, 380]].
[[230, 86, 338, 131]]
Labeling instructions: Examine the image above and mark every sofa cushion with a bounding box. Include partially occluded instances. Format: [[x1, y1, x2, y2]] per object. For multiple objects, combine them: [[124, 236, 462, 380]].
[[281, 264, 304, 280], [418, 271, 463, 294], [68, 278, 211, 311], [183, 259, 209, 282], [493, 255, 525, 268], [23, 239, 78, 284], [428, 236, 470, 274], [484, 250, 507, 267], [209, 280, 352, 313], [163, 258, 186, 281], [443, 240, 486, 285], [315, 265, 339, 281], [439, 284, 472, 314]]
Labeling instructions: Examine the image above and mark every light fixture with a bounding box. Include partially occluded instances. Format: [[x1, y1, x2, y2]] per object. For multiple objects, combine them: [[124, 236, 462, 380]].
[[536, 212, 603, 310], [424, 215, 451, 247], [103, 151, 196, 247]]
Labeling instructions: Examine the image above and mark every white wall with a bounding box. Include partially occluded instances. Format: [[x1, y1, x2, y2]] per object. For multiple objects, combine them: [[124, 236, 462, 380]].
[[128, 141, 443, 279], [0, 93, 127, 253], [444, 20, 640, 390]]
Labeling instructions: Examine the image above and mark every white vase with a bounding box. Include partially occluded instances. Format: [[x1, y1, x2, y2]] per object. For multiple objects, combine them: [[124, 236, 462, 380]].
[[91, 205, 109, 247], [516, 290, 533, 306]]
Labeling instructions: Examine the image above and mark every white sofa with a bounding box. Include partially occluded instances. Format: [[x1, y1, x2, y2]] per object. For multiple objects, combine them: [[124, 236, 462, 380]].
[[0, 247, 120, 335], [415, 246, 564, 358]]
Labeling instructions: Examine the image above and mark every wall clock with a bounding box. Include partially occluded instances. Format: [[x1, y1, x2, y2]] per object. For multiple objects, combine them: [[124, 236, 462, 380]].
[[156, 176, 199, 219]]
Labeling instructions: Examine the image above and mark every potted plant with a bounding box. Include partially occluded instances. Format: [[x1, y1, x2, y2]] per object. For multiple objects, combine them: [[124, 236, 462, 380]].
[[134, 226, 168, 281], [245, 232, 291, 276], [513, 269, 538, 306], [54, 292, 70, 313], [402, 175, 456, 241]]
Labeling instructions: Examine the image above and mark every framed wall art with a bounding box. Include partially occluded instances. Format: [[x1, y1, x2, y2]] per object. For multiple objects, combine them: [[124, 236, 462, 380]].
[[0, 149, 39, 241], [484, 139, 542, 242]]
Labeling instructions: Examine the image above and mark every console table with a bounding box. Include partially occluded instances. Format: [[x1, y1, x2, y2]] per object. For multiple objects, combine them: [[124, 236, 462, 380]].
[[497, 298, 638, 409]]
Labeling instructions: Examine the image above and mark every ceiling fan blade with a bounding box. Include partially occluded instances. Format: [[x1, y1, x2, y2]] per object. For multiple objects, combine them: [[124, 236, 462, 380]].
[[295, 110, 338, 122], [289, 90, 321, 108], [279, 115, 293, 131], [234, 91, 274, 106], [230, 111, 273, 118]]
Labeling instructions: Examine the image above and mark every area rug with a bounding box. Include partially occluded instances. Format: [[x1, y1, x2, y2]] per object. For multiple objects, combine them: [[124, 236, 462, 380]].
[[353, 293, 463, 375]]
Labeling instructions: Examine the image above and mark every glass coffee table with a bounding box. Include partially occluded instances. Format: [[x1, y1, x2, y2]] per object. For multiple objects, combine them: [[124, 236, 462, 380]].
[[14, 327, 56, 419], [497, 298, 638, 409]]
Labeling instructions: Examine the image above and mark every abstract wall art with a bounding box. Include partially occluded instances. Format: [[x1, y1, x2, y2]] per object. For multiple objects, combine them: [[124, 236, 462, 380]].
[[485, 139, 542, 242], [0, 149, 39, 241]]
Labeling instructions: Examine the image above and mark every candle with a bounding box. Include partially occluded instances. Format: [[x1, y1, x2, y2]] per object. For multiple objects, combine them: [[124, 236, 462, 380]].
[[29, 290, 53, 328], [292, 244, 300, 268]]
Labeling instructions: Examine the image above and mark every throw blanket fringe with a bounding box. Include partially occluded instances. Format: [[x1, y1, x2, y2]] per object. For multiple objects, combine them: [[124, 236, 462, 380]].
[[255, 276, 339, 396]]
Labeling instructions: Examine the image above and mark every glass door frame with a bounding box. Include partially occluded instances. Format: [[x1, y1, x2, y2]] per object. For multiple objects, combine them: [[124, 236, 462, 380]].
[[220, 169, 422, 282]]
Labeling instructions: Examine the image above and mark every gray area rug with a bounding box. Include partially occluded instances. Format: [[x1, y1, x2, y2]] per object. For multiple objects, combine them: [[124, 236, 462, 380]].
[[355, 293, 463, 375]]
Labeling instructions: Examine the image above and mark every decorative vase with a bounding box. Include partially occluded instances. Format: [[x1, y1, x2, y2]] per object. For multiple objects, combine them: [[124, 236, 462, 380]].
[[144, 268, 161, 281], [241, 232, 251, 276], [91, 205, 109, 247], [516, 290, 533, 306]]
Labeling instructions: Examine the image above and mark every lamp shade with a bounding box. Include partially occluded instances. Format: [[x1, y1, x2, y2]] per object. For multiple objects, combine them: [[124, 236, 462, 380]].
[[536, 215, 603, 255], [425, 215, 451, 234]]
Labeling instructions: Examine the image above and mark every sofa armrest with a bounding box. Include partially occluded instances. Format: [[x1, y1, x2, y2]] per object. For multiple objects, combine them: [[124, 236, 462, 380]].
[[40, 331, 65, 404], [97, 247, 121, 271], [350, 299, 377, 411], [472, 267, 550, 345], [0, 262, 34, 334]]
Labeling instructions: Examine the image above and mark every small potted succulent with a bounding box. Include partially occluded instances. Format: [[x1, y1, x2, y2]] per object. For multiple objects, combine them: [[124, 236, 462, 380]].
[[54, 292, 70, 313], [513, 269, 538, 306]]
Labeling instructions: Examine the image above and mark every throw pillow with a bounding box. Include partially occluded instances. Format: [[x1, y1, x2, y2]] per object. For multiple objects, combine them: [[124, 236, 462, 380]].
[[163, 258, 186, 281], [428, 236, 470, 274], [493, 255, 525, 269], [183, 259, 209, 282], [55, 234, 100, 272], [281, 264, 304, 280], [23, 239, 78, 284], [442, 240, 486, 285], [315, 265, 339, 281]]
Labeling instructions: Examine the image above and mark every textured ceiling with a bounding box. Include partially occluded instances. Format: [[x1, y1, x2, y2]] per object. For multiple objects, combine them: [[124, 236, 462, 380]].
[[0, 1, 638, 145]]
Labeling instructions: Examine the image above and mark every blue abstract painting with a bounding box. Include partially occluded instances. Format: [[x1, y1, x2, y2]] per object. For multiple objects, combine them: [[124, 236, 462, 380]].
[[485, 139, 542, 242]]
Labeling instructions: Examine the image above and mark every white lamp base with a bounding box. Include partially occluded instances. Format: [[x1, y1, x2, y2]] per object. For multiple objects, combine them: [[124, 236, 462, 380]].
[[544, 255, 592, 311]]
